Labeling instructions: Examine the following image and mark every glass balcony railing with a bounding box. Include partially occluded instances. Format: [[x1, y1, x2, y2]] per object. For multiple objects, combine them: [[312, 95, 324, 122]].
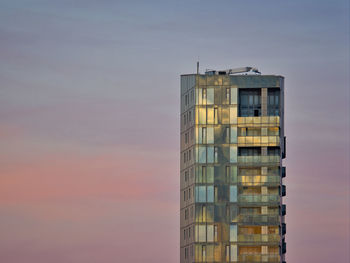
[[237, 116, 280, 126], [238, 234, 280, 243], [238, 254, 280, 262], [238, 175, 280, 186], [238, 194, 280, 203], [238, 155, 280, 163], [238, 214, 280, 225], [237, 136, 280, 146]]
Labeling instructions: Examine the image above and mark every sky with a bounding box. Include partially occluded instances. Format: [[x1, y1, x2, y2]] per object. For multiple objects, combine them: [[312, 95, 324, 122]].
[[0, 0, 349, 262]]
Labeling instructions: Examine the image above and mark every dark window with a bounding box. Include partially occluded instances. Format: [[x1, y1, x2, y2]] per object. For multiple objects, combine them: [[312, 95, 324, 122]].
[[239, 89, 261, 116], [268, 147, 280, 156], [268, 88, 280, 116], [238, 147, 261, 156]]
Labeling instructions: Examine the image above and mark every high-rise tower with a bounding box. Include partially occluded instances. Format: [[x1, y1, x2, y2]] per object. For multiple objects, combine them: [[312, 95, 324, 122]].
[[180, 67, 286, 263]]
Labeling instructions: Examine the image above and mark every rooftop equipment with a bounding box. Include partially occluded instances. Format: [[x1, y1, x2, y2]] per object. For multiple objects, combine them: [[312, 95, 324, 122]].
[[205, 67, 261, 75]]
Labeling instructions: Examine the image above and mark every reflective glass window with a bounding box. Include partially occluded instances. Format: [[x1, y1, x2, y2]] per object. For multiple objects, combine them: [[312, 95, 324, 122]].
[[207, 88, 214, 105], [207, 225, 214, 242], [230, 224, 237, 242], [207, 146, 214, 163], [230, 126, 237, 143], [231, 88, 237, 104], [230, 185, 237, 202], [207, 186, 214, 202], [196, 186, 206, 202], [198, 146, 206, 163], [230, 146, 237, 163], [239, 89, 261, 117], [268, 88, 280, 116], [207, 127, 214, 143]]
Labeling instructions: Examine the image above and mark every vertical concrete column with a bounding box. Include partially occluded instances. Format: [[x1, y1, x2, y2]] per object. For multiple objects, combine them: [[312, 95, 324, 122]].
[[261, 147, 267, 156], [261, 88, 268, 116]]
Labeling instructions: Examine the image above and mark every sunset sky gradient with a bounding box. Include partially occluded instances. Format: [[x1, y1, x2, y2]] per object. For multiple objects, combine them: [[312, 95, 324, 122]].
[[0, 0, 349, 262]]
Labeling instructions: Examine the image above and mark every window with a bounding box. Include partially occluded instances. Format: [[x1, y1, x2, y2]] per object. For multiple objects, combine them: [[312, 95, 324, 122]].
[[214, 147, 218, 163], [238, 147, 261, 156], [268, 147, 280, 156], [230, 146, 237, 163], [231, 87, 237, 104], [198, 146, 206, 163], [207, 88, 214, 105], [202, 88, 207, 104], [207, 225, 214, 242], [230, 245, 237, 262], [230, 224, 237, 242], [207, 146, 214, 163], [207, 127, 214, 144], [196, 186, 206, 202], [202, 127, 207, 143], [226, 127, 230, 143], [230, 185, 237, 202], [239, 89, 261, 117], [268, 88, 280, 116], [195, 185, 214, 203], [225, 245, 230, 261], [246, 128, 261, 136], [226, 166, 230, 183], [214, 108, 218, 124], [197, 225, 206, 242], [202, 245, 206, 261], [225, 88, 230, 103], [189, 149, 191, 160], [214, 225, 218, 242], [202, 166, 207, 183], [207, 186, 214, 202], [230, 126, 237, 143]]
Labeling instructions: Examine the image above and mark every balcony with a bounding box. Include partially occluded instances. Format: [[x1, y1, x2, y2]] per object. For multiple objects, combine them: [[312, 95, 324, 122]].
[[281, 204, 286, 216], [238, 254, 280, 262], [282, 239, 287, 254], [282, 166, 286, 178], [281, 223, 286, 235], [238, 175, 280, 186], [279, 185, 286, 196], [238, 214, 280, 225], [238, 234, 280, 243], [238, 136, 280, 147], [237, 116, 280, 127], [238, 155, 280, 164], [238, 194, 280, 204]]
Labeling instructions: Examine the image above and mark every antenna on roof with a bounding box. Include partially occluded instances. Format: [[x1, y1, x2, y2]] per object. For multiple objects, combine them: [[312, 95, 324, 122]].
[[196, 60, 199, 74]]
